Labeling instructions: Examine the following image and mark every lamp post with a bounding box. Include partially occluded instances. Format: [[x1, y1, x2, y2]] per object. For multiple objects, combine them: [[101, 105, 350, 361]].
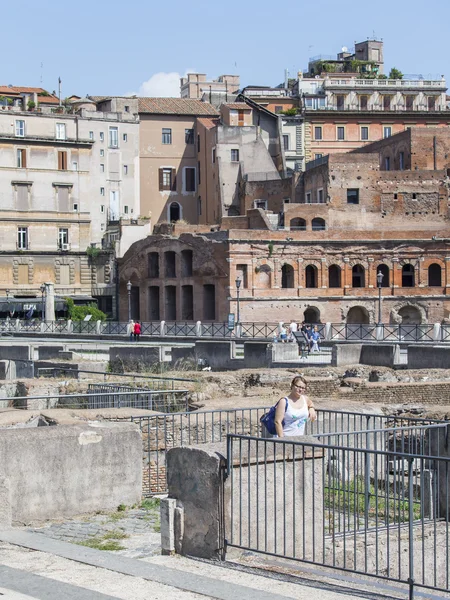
[[126, 281, 132, 322], [377, 270, 384, 326], [235, 277, 241, 328], [40, 284, 46, 321]]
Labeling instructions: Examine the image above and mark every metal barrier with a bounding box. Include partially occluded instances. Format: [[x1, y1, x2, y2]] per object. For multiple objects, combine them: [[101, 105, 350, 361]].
[[1, 319, 450, 342], [131, 407, 267, 496], [226, 430, 450, 597], [9, 388, 189, 411], [128, 407, 445, 497]]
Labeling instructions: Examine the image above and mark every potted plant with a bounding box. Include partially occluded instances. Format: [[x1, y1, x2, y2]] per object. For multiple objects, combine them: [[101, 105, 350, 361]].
[[27, 100, 36, 111], [7, 98, 13, 110]]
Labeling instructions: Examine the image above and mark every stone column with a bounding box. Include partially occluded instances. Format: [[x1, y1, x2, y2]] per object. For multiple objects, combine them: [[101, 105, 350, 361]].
[[44, 282, 56, 322]]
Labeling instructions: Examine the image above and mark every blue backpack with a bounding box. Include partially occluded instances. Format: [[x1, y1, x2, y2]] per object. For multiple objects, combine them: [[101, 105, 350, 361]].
[[260, 398, 288, 435]]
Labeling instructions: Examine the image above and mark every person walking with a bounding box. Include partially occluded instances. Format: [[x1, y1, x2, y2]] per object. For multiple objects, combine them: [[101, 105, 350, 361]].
[[127, 319, 135, 342], [310, 325, 321, 353], [133, 320, 141, 342], [279, 323, 288, 343], [274, 376, 317, 437]]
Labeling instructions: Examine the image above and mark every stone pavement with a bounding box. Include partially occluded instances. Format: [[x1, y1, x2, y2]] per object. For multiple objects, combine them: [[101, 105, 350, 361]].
[[0, 528, 444, 600], [27, 503, 161, 559]]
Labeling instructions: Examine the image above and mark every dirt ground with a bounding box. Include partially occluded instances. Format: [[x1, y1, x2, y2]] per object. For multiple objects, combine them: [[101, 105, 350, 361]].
[[2, 364, 450, 427]]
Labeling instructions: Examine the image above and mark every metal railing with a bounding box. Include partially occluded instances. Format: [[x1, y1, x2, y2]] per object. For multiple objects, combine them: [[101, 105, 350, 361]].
[[127, 407, 446, 497], [7, 388, 190, 411], [226, 429, 450, 597], [2, 319, 450, 343]]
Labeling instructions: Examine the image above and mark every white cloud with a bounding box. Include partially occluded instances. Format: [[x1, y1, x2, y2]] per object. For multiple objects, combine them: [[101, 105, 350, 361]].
[[128, 68, 197, 98]]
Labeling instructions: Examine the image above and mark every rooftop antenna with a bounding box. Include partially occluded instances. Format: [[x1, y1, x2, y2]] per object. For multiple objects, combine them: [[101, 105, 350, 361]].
[[40, 62, 43, 86], [58, 77, 62, 106]]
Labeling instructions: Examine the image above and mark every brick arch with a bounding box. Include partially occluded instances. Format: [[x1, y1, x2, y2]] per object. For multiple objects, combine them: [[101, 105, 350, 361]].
[[341, 302, 375, 324], [390, 301, 427, 325], [347, 259, 369, 269]]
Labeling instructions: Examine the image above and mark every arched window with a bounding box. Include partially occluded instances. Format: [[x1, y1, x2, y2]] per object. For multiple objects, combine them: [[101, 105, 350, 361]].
[[304, 307, 320, 323], [328, 264, 341, 288], [281, 264, 294, 288], [181, 249, 193, 277], [376, 264, 390, 287], [312, 217, 326, 231], [428, 263, 442, 287], [290, 217, 306, 231], [305, 265, 318, 288], [402, 264, 415, 287], [164, 251, 176, 278], [352, 264, 365, 288], [169, 202, 181, 222]]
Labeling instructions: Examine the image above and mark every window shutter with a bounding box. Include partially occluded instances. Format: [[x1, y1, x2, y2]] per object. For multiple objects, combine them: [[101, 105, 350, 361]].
[[159, 168, 164, 191], [58, 151, 62, 170], [171, 169, 177, 192]]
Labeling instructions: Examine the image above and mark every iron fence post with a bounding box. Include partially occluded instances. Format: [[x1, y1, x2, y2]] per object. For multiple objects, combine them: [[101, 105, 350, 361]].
[[408, 456, 415, 600]]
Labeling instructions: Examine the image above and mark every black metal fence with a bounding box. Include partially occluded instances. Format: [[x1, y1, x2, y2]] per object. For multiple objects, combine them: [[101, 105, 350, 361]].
[[86, 384, 189, 412], [128, 407, 445, 497], [226, 429, 450, 598], [2, 319, 447, 343]]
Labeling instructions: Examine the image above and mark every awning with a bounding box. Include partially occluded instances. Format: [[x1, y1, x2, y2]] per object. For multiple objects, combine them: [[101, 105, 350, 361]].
[[0, 298, 67, 311]]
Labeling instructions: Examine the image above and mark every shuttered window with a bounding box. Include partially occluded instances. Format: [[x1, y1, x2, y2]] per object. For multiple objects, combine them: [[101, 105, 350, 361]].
[[159, 168, 176, 191], [58, 151, 67, 170]]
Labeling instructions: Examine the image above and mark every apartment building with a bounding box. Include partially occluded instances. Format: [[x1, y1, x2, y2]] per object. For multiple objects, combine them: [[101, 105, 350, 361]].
[[0, 94, 140, 317], [138, 98, 219, 225], [119, 127, 450, 325], [196, 101, 284, 223], [180, 73, 240, 99]]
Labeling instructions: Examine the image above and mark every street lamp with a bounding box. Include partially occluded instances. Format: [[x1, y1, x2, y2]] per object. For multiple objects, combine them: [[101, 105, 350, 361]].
[[40, 284, 46, 321], [377, 270, 384, 325], [235, 277, 241, 327], [126, 281, 132, 322]]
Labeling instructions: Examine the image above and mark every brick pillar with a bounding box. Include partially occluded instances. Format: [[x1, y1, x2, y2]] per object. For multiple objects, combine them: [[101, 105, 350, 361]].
[[392, 259, 401, 288], [445, 257, 450, 288], [297, 258, 304, 291], [273, 259, 279, 288], [343, 259, 350, 288], [368, 257, 374, 288], [320, 258, 327, 288]]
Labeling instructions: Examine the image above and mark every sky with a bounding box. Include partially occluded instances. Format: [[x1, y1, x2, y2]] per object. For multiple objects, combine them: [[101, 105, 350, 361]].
[[3, 0, 450, 98]]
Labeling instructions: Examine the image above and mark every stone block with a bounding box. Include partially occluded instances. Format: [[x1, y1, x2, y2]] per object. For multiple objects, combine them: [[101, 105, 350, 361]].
[[0, 422, 142, 523], [331, 344, 362, 366]]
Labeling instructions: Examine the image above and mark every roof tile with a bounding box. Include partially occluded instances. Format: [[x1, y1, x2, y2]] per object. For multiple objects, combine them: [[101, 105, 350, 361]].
[[138, 98, 218, 116]]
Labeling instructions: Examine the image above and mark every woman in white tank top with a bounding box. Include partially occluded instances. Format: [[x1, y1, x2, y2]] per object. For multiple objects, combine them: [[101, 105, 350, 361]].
[[274, 375, 316, 437]]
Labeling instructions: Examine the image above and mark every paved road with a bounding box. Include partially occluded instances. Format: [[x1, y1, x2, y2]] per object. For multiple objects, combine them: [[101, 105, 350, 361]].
[[0, 528, 441, 600]]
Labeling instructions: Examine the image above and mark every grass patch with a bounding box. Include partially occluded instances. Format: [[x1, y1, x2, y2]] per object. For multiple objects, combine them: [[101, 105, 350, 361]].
[[140, 498, 160, 511], [108, 510, 128, 522], [77, 530, 129, 551], [324, 478, 421, 523]]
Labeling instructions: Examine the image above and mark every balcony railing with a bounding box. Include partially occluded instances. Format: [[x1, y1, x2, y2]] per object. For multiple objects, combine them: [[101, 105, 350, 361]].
[[304, 104, 447, 112], [323, 78, 446, 89]]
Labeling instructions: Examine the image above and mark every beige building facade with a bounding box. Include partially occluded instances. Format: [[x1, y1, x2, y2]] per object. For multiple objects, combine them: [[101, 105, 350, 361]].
[[138, 98, 219, 225], [180, 74, 240, 99], [0, 96, 140, 317]]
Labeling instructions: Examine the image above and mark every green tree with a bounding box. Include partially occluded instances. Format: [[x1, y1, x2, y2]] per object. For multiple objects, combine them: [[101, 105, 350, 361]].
[[389, 67, 403, 80], [65, 297, 106, 322]]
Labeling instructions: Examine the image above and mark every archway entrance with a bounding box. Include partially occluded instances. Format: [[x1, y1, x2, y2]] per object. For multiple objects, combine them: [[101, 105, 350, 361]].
[[169, 202, 181, 222], [304, 307, 320, 324], [398, 305, 422, 325], [346, 306, 370, 324]]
